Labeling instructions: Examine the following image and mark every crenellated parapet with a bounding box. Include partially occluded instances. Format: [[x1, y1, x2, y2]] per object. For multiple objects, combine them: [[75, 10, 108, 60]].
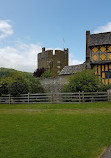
[[38, 47, 68, 76]]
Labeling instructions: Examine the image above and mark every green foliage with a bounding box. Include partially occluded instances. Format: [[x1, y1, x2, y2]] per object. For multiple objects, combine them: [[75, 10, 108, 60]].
[[0, 67, 44, 96], [0, 81, 8, 95], [27, 78, 44, 93], [0, 67, 32, 79], [63, 69, 108, 92], [9, 79, 29, 97], [41, 70, 52, 78]]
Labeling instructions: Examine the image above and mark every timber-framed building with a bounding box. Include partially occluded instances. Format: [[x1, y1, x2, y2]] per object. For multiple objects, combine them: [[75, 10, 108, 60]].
[[59, 30, 111, 85], [86, 31, 111, 84]]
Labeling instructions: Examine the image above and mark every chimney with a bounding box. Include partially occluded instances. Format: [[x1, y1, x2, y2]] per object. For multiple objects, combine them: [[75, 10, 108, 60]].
[[86, 30, 90, 62], [42, 47, 45, 52]]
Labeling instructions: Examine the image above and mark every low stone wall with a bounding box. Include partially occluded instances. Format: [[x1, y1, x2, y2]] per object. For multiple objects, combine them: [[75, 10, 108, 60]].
[[40, 75, 71, 92]]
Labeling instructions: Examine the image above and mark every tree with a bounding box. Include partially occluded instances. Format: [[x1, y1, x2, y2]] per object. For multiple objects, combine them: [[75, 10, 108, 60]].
[[9, 79, 28, 97], [63, 69, 108, 92], [33, 68, 45, 77], [0, 68, 44, 96], [0, 81, 8, 95], [41, 70, 52, 78], [0, 76, 14, 95], [27, 78, 44, 93]]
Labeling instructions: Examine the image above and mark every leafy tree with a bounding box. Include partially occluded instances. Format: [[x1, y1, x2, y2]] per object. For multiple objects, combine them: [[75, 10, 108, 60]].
[[33, 68, 45, 77], [9, 79, 28, 97], [41, 70, 52, 78], [0, 71, 29, 96], [0, 67, 32, 80], [27, 78, 44, 93], [0, 68, 44, 96], [0, 81, 8, 95], [63, 69, 108, 92], [0, 76, 15, 95]]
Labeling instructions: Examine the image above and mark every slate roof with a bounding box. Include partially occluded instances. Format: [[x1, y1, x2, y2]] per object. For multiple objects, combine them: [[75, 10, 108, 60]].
[[89, 32, 111, 46], [59, 63, 90, 75]]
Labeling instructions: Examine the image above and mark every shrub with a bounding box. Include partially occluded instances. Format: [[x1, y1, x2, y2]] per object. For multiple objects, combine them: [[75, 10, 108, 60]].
[[0, 81, 8, 95], [41, 70, 52, 78], [9, 79, 28, 97], [63, 69, 107, 92], [27, 78, 44, 94], [0, 69, 44, 96]]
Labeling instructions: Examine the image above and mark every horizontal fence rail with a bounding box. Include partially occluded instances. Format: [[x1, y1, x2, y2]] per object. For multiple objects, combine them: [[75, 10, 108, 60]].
[[0, 91, 109, 104]]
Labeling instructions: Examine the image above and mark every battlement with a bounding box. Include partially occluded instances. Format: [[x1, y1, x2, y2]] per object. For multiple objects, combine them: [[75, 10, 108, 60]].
[[38, 48, 68, 55], [38, 47, 69, 76]]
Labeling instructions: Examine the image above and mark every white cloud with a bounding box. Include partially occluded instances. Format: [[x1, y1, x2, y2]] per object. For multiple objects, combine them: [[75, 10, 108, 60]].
[[0, 43, 42, 72], [0, 20, 83, 72], [94, 22, 111, 33], [0, 44, 84, 72], [69, 53, 84, 65], [0, 20, 13, 39]]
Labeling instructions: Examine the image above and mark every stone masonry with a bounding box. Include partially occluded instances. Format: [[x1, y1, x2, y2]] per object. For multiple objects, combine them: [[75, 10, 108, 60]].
[[38, 47, 68, 76]]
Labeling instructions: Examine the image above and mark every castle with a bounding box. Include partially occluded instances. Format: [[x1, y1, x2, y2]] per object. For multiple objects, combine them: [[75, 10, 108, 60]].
[[38, 30, 111, 85], [38, 47, 68, 76]]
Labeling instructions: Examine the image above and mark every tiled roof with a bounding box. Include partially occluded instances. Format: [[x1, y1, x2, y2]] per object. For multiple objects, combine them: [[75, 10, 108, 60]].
[[89, 32, 111, 46], [59, 63, 90, 75]]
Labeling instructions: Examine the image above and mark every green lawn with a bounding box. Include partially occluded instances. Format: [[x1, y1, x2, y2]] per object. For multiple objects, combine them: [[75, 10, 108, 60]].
[[0, 102, 111, 158]]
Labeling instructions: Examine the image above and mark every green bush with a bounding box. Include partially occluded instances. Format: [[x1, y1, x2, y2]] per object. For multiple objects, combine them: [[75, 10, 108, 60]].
[[9, 79, 28, 97], [41, 70, 52, 78], [0, 81, 9, 95], [27, 78, 44, 94], [0, 69, 44, 96], [63, 69, 109, 92]]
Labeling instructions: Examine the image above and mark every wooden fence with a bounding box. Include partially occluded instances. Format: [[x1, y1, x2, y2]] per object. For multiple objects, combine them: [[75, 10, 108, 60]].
[[0, 91, 109, 104]]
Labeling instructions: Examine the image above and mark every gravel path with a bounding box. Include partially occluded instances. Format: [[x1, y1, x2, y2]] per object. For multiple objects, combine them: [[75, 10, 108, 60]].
[[100, 146, 111, 158]]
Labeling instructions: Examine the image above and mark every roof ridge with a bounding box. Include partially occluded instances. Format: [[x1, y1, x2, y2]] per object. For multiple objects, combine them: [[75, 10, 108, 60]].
[[89, 31, 111, 46], [90, 32, 111, 36]]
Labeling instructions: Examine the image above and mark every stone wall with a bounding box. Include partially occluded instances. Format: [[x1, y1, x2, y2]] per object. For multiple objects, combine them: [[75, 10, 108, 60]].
[[40, 62, 91, 93], [40, 75, 70, 92]]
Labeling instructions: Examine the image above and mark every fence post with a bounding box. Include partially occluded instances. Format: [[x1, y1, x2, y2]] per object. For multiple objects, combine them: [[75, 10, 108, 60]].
[[82, 91, 84, 102], [79, 91, 81, 102], [9, 94, 11, 104], [51, 93, 53, 104], [107, 90, 111, 102], [28, 93, 30, 104], [107, 90, 109, 102]]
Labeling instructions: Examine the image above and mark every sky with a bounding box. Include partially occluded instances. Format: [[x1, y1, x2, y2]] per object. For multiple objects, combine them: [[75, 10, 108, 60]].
[[0, 0, 111, 72]]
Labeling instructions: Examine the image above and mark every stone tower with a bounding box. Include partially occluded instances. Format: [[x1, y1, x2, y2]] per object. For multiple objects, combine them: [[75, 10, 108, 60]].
[[38, 47, 68, 76]]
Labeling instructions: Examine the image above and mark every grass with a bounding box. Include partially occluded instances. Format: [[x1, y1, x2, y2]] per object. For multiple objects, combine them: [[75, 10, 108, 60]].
[[0, 102, 111, 158]]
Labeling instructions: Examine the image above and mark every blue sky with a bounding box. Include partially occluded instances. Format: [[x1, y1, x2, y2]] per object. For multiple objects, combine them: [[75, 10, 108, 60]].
[[0, 0, 111, 72]]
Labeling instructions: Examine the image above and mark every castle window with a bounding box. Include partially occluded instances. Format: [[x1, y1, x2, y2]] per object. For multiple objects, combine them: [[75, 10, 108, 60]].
[[57, 66, 60, 69]]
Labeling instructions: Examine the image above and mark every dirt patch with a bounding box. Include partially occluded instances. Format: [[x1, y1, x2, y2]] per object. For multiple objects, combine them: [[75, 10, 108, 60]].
[[1, 108, 111, 115], [99, 146, 111, 158], [0, 109, 45, 114], [97, 147, 107, 158]]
